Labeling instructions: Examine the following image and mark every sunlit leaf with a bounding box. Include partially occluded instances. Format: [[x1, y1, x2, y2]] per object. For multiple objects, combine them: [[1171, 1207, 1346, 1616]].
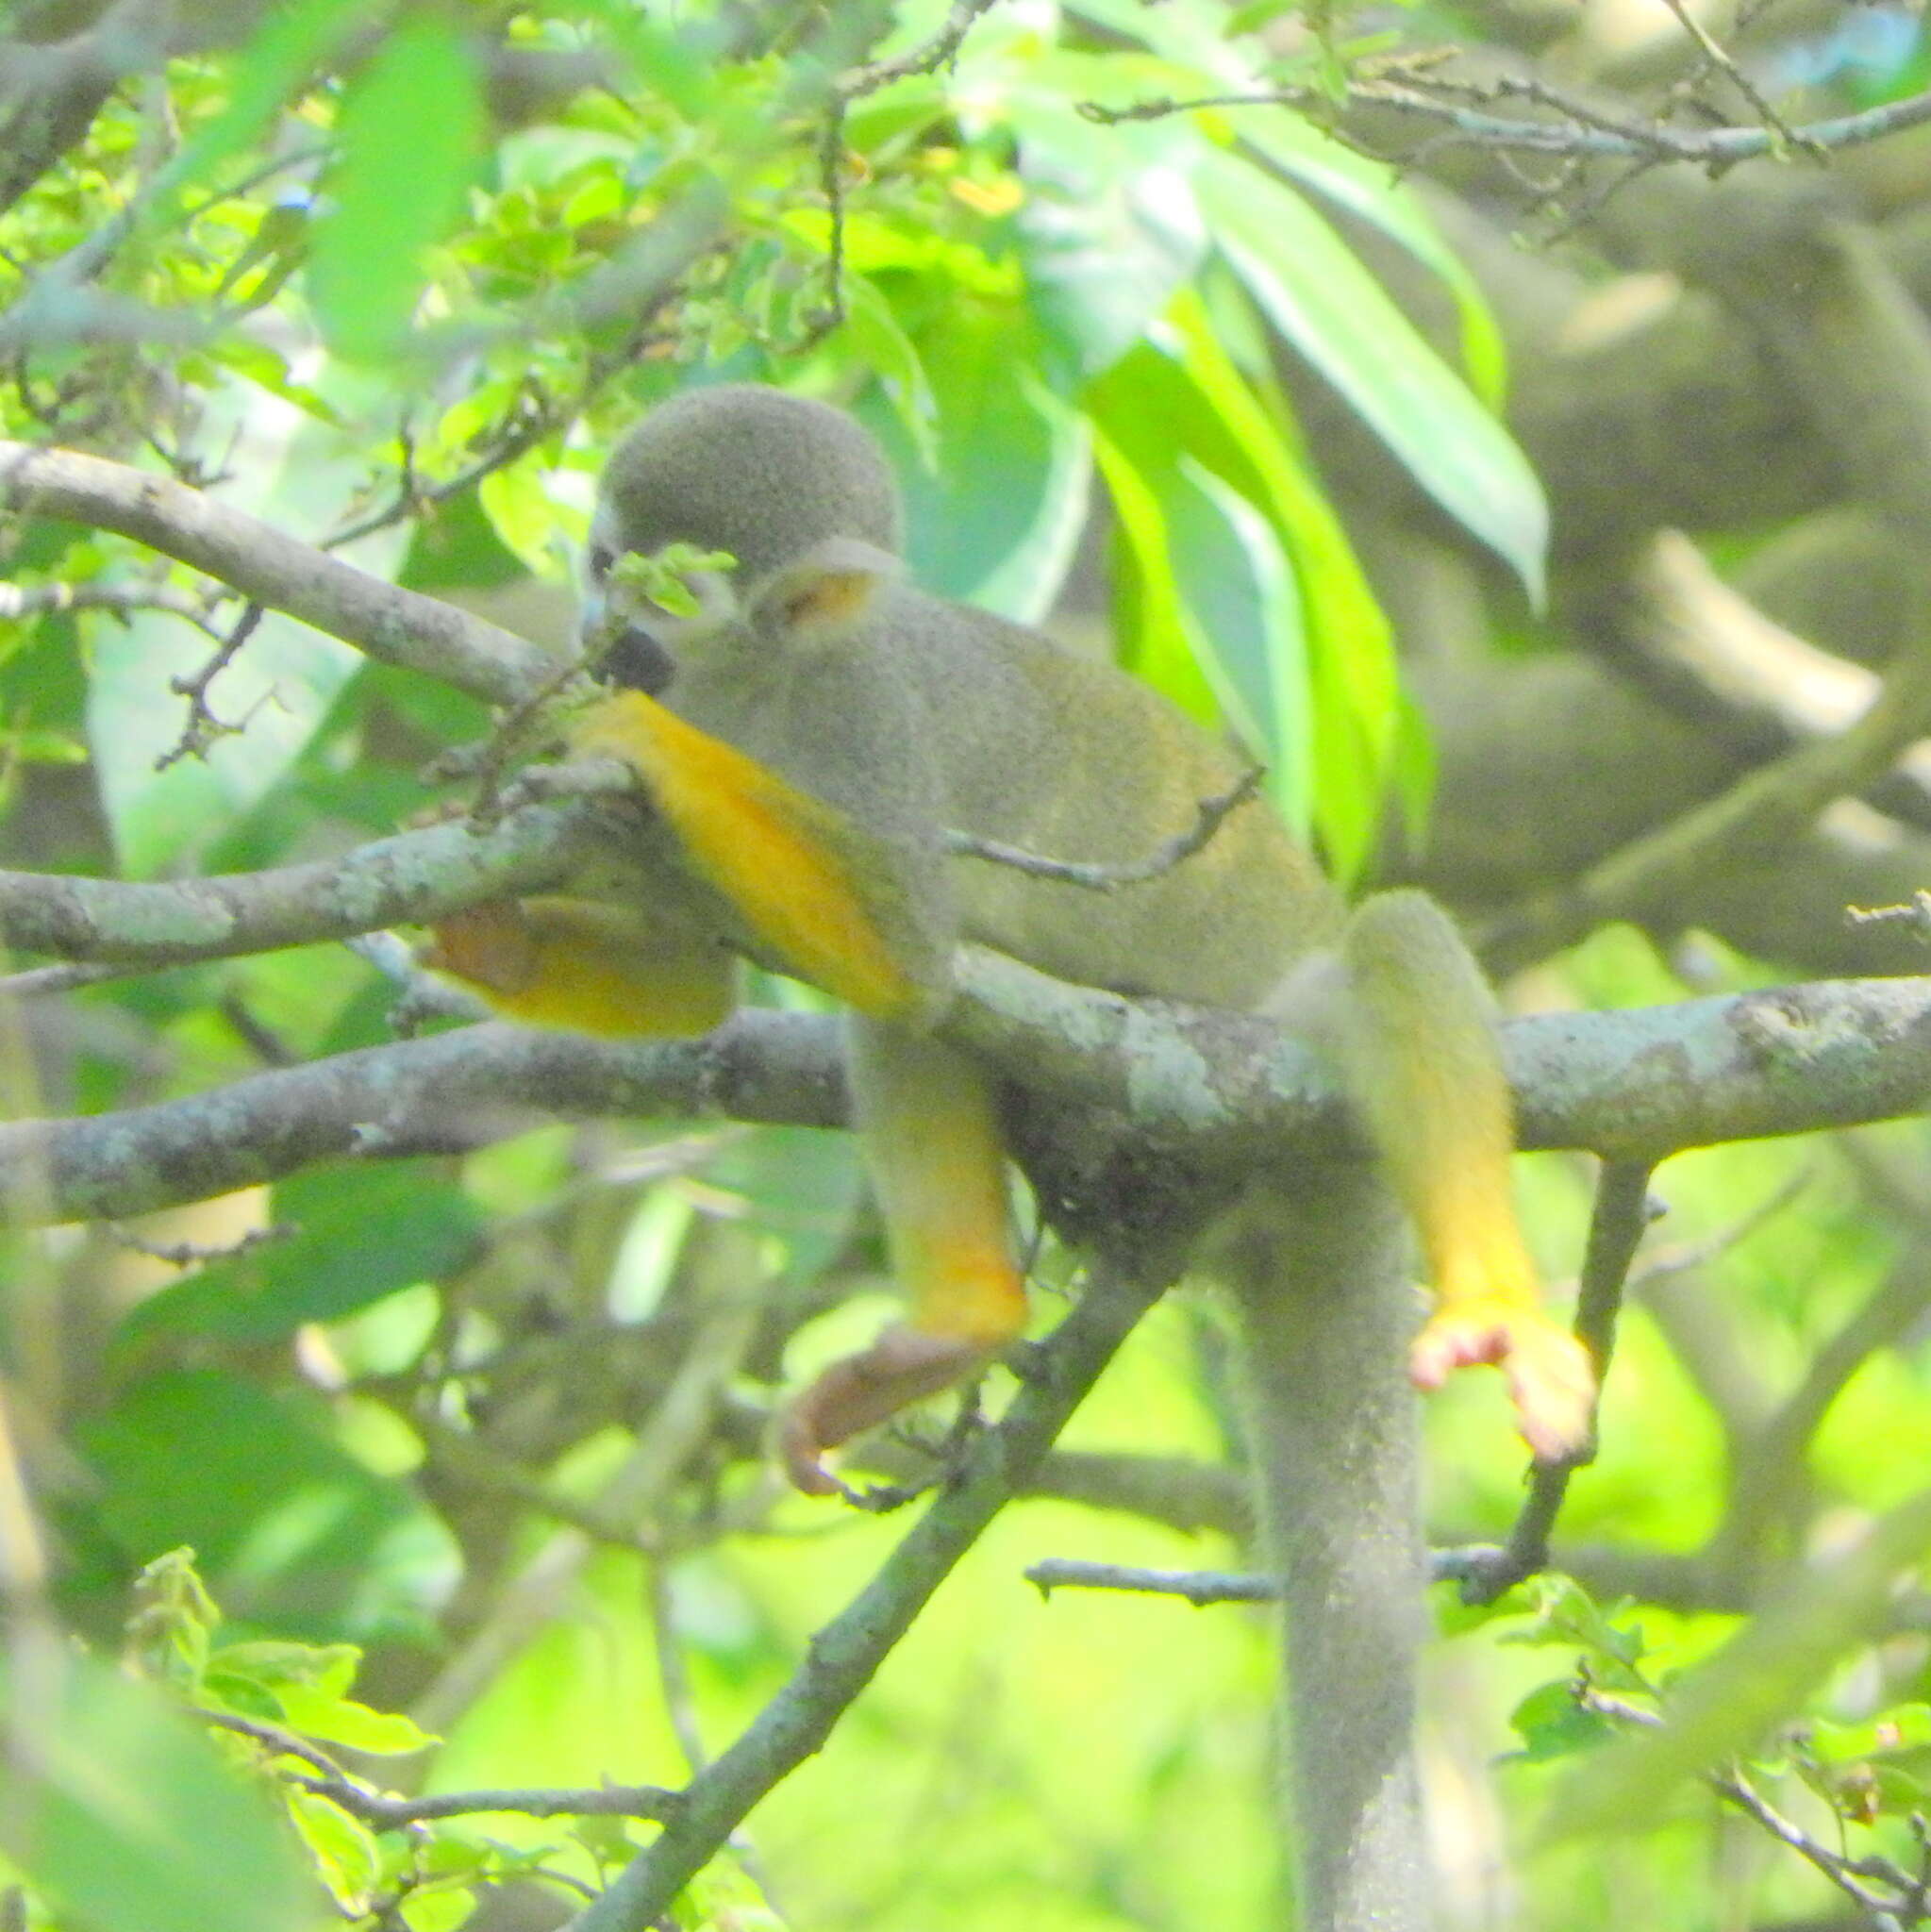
[[0, 1648, 322, 1932], [863, 323, 1092, 623], [308, 19, 485, 358], [1194, 147, 1548, 605]]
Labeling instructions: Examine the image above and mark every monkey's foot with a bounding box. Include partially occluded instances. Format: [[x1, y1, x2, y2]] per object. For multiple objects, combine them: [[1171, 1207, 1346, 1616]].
[[419, 901, 537, 996], [1410, 1302, 1597, 1463], [777, 1327, 991, 1497]]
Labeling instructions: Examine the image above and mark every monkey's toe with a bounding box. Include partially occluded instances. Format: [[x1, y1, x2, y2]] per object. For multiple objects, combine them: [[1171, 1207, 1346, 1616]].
[[776, 1326, 992, 1496], [1410, 1303, 1597, 1464]]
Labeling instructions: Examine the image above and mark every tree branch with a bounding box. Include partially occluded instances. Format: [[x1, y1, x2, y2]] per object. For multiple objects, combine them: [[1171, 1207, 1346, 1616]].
[[0, 441, 555, 704], [13, 956, 1931, 1228], [0, 800, 593, 967], [563, 1248, 1172, 1932]]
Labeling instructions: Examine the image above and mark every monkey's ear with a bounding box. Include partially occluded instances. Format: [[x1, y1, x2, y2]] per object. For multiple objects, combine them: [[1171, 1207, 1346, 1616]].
[[750, 537, 902, 638]]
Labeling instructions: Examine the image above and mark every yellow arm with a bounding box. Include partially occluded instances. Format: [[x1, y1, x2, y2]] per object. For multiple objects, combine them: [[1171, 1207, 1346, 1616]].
[[570, 690, 941, 1024]]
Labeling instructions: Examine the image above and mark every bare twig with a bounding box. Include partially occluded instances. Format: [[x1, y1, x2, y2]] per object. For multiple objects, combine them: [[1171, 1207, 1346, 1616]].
[[1656, 0, 1814, 157], [156, 600, 264, 769], [105, 1219, 295, 1268], [200, 1707, 677, 1827], [838, 0, 1005, 99], [0, 580, 227, 631], [1085, 79, 1931, 169], [946, 767, 1265, 890], [1849, 891, 1931, 941], [1026, 1559, 1275, 1606], [1575, 1690, 1919, 1920]]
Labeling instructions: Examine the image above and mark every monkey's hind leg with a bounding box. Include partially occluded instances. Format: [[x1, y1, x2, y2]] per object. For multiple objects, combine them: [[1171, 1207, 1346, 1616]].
[[422, 896, 735, 1039], [778, 1021, 1028, 1495], [1332, 891, 1595, 1461]]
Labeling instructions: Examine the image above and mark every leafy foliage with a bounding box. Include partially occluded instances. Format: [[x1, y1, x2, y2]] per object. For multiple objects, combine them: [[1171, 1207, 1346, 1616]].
[[7, 2, 1931, 1929]]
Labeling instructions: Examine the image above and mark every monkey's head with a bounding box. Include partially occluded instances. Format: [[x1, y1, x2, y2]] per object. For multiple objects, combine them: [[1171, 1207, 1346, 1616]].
[[583, 385, 906, 691]]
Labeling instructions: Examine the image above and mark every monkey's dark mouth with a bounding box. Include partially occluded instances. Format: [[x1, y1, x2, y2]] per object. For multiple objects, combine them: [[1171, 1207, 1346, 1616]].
[[595, 625, 674, 695]]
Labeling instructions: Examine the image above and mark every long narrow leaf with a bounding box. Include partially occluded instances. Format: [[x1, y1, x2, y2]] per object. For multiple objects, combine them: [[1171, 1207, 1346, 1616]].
[[1195, 146, 1548, 605]]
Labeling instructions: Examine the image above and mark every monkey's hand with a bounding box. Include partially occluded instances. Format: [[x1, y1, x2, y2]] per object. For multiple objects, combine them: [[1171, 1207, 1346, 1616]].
[[777, 1327, 993, 1496], [1409, 1302, 1596, 1464], [570, 691, 943, 1023]]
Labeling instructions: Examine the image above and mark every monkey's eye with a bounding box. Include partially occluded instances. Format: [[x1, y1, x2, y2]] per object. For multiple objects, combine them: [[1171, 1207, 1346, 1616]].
[[587, 542, 616, 582]]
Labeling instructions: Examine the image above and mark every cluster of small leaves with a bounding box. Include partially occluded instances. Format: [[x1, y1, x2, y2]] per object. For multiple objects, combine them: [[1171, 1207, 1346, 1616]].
[[0, 1549, 698, 1932], [1475, 1573, 1931, 1921]]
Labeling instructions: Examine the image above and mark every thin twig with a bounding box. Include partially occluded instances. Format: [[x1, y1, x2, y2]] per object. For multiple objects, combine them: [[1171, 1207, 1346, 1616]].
[[1083, 80, 1931, 169], [155, 599, 266, 769], [0, 581, 228, 632], [1656, 0, 1815, 157], [1026, 1559, 1275, 1606], [105, 1220, 295, 1268], [199, 1707, 681, 1826], [838, 0, 1004, 99], [1576, 1690, 1918, 1920], [946, 767, 1265, 890]]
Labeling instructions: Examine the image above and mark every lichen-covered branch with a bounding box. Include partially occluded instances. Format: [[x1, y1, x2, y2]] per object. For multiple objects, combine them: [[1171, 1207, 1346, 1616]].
[[0, 1013, 846, 1224], [10, 951, 1931, 1228], [0, 441, 554, 704], [0, 801, 593, 966]]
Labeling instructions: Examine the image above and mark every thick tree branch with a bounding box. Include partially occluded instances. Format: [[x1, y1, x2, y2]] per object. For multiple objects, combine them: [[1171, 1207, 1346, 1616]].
[[11, 956, 1931, 1228], [0, 442, 554, 704], [0, 1013, 847, 1224], [0, 801, 591, 966], [1477, 626, 1931, 974], [1578, 530, 1931, 836]]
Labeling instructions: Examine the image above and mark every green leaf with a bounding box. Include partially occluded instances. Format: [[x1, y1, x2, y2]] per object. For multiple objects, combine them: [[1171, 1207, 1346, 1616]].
[[285, 1790, 379, 1914], [125, 1161, 482, 1345], [1808, 1704, 1931, 1765], [1090, 410, 1233, 739], [0, 1649, 322, 1932], [1232, 110, 1509, 408], [477, 459, 569, 581], [123, 1546, 220, 1694], [844, 274, 938, 465], [1000, 59, 1208, 381], [308, 19, 485, 358], [861, 325, 1092, 624], [273, 1683, 437, 1757], [152, 0, 376, 214], [1506, 1680, 1619, 1763], [1549, 1486, 1931, 1841], [400, 1885, 478, 1932], [1194, 146, 1548, 605], [1163, 291, 1401, 875], [206, 1639, 362, 1707], [78, 1368, 459, 1642]]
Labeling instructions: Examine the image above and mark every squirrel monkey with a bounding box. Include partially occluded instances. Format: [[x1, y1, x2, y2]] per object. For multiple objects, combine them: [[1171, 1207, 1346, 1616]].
[[426, 384, 1593, 1495]]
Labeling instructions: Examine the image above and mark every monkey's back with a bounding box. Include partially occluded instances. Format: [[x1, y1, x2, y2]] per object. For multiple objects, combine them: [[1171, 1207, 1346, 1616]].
[[882, 589, 1341, 1008]]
